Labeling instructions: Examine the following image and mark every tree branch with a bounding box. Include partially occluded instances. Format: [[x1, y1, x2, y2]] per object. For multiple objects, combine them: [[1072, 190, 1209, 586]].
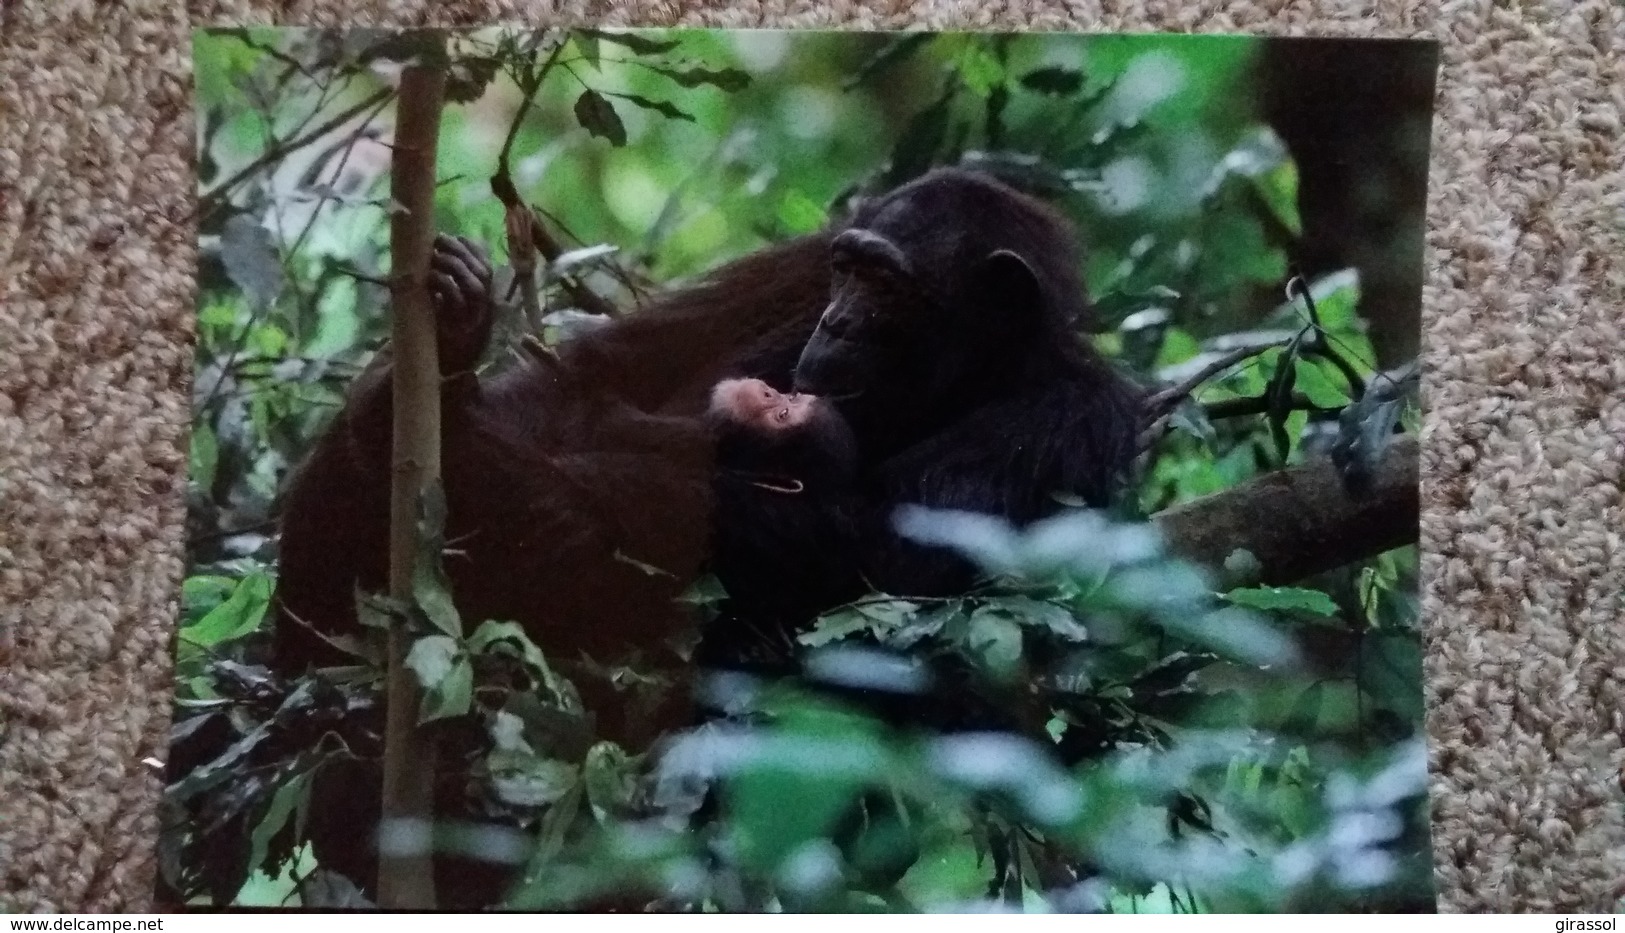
[[1152, 435, 1419, 585], [1203, 393, 1338, 421], [491, 173, 621, 318], [379, 52, 445, 911]]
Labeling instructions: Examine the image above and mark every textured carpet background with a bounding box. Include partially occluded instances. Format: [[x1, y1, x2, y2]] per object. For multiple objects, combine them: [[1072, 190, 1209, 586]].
[[1, 0, 1621, 914]]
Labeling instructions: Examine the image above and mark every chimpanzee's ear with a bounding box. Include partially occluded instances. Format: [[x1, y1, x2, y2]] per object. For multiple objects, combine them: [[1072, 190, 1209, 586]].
[[977, 249, 1044, 316]]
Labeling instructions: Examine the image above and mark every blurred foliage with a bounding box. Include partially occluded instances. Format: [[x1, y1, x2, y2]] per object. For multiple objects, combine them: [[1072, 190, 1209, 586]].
[[168, 27, 1428, 912]]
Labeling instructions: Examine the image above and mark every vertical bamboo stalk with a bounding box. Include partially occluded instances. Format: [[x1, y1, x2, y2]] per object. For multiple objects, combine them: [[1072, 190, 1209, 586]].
[[379, 51, 447, 910]]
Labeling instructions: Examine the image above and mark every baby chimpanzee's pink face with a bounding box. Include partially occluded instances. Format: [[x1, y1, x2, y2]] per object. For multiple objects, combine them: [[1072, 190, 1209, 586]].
[[710, 378, 822, 432]]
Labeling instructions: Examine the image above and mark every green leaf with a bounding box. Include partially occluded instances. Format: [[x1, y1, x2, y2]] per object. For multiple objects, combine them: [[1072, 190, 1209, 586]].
[[1019, 66, 1085, 96], [195, 29, 270, 110], [445, 55, 501, 104], [518, 780, 583, 882], [579, 29, 680, 56], [725, 725, 888, 877], [777, 190, 828, 235], [1206, 127, 1302, 237], [1223, 586, 1338, 618], [355, 589, 408, 631], [1333, 362, 1419, 494], [246, 769, 311, 881], [1265, 344, 1299, 463], [801, 607, 878, 648], [164, 681, 321, 805], [182, 572, 272, 647], [250, 322, 287, 357], [182, 574, 236, 618], [881, 603, 956, 650], [965, 607, 1024, 679], [424, 659, 473, 723], [406, 635, 472, 723], [487, 709, 533, 754], [955, 44, 1005, 97], [1199, 211, 1289, 291], [655, 65, 751, 92], [1267, 269, 1361, 333], [611, 549, 676, 578], [1151, 324, 1199, 368], [487, 751, 579, 808], [1281, 681, 1326, 735], [406, 634, 459, 685], [999, 595, 1090, 643], [1358, 632, 1424, 725], [197, 298, 239, 333], [899, 831, 989, 904], [412, 485, 461, 638], [611, 93, 694, 123], [1295, 357, 1354, 407], [219, 214, 285, 309], [1169, 397, 1218, 447], [844, 33, 934, 91], [467, 619, 529, 655], [583, 742, 639, 822], [802, 599, 923, 648], [1252, 160, 1302, 236], [573, 90, 626, 147], [676, 574, 728, 607], [470, 620, 580, 712], [856, 599, 920, 631], [837, 792, 922, 890], [574, 33, 602, 70], [190, 423, 219, 490], [1130, 650, 1218, 697]]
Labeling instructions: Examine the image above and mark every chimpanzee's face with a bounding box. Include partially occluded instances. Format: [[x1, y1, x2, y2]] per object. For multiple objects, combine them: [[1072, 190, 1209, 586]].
[[710, 378, 823, 434]]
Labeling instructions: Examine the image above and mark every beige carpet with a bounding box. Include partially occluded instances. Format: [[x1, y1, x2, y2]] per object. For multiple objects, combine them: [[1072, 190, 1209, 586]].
[[2, 0, 1621, 914]]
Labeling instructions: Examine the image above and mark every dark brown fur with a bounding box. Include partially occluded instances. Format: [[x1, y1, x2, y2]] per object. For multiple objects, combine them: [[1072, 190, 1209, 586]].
[[266, 169, 1143, 907], [272, 232, 834, 706]]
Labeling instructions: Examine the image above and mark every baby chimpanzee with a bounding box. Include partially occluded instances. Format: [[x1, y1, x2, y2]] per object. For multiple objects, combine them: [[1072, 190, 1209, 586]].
[[698, 378, 867, 670], [705, 377, 858, 495]]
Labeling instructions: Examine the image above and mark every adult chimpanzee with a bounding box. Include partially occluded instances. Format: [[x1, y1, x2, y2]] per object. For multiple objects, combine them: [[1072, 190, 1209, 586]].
[[274, 166, 1139, 709], [266, 167, 1141, 905], [696, 171, 1146, 669]]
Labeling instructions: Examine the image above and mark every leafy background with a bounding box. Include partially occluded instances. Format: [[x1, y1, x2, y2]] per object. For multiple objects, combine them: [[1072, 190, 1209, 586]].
[[168, 27, 1431, 913]]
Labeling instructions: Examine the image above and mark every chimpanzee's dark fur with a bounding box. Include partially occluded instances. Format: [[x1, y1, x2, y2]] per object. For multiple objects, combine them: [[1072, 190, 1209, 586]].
[[265, 167, 1142, 906]]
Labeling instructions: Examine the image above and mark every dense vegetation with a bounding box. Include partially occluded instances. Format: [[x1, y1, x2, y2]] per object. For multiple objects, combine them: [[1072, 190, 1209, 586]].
[[165, 27, 1429, 912]]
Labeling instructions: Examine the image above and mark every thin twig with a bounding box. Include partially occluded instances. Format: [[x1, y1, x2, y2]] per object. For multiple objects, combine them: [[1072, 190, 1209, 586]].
[[199, 86, 396, 221], [497, 34, 568, 170], [1286, 272, 1368, 399], [287, 92, 395, 261], [488, 34, 619, 318], [1134, 339, 1291, 458], [218, 28, 328, 88], [1143, 340, 1291, 422], [1203, 392, 1338, 421], [334, 265, 391, 287]]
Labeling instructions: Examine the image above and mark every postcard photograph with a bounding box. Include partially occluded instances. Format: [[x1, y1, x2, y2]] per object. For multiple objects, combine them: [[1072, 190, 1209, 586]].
[[161, 26, 1439, 913]]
